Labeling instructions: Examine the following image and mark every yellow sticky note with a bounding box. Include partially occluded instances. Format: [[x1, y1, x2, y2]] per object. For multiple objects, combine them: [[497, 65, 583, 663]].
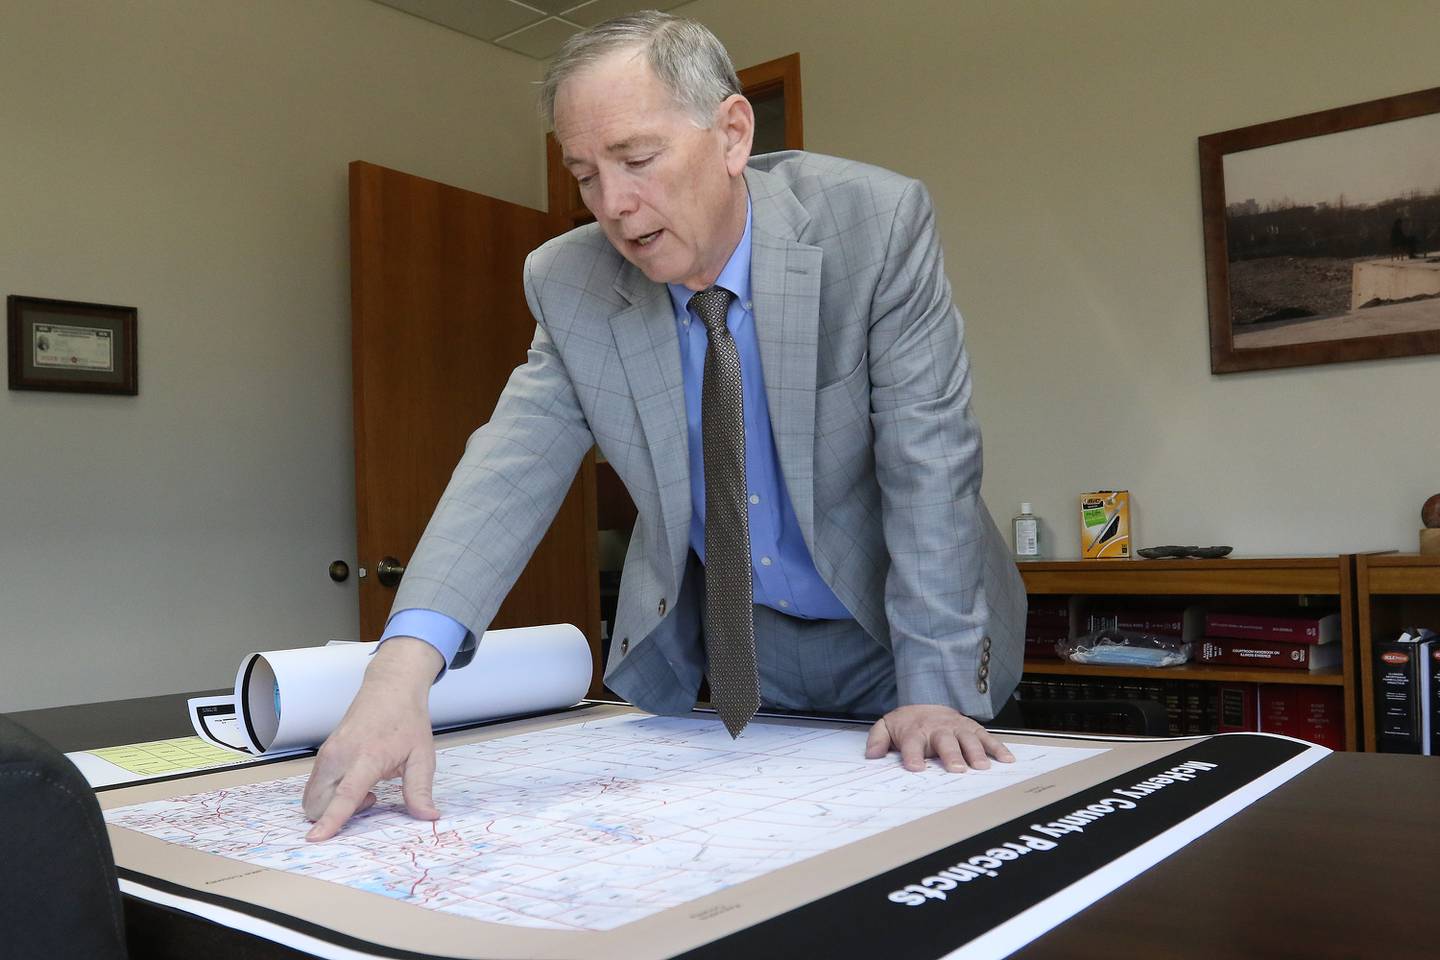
[[89, 737, 246, 776]]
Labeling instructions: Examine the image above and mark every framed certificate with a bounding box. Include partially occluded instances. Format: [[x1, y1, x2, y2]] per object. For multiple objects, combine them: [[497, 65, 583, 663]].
[[7, 294, 138, 395]]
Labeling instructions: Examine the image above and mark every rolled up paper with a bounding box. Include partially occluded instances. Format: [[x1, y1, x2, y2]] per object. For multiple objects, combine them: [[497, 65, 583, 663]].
[[234, 624, 592, 754]]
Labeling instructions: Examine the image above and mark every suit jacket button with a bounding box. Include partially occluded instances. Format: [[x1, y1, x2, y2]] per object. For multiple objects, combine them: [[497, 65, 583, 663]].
[[982, 635, 992, 651], [981, 650, 991, 664], [977, 679, 989, 694], [620, 638, 629, 655], [657, 598, 667, 616], [979, 664, 989, 679]]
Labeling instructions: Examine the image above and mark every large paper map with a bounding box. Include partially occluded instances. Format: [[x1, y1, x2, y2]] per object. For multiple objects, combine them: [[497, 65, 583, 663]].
[[105, 714, 1103, 931]]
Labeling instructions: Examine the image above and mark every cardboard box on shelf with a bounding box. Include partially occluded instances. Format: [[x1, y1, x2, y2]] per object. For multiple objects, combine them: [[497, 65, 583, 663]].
[[1080, 490, 1130, 559]]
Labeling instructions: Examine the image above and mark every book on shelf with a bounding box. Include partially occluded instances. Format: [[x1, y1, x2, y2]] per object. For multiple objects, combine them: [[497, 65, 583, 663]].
[[1025, 599, 1069, 637], [1014, 678, 1178, 735], [1373, 630, 1436, 755], [1163, 684, 1184, 735], [1426, 643, 1440, 757], [1258, 684, 1344, 751], [1017, 675, 1346, 747], [1026, 598, 1069, 620], [1087, 608, 1186, 638], [1213, 682, 1258, 733], [1019, 676, 1209, 736], [1204, 611, 1339, 645], [1196, 637, 1341, 671], [1182, 681, 1208, 735]]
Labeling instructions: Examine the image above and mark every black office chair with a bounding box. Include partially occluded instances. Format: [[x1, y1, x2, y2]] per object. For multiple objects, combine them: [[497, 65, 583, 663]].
[[0, 713, 128, 959]]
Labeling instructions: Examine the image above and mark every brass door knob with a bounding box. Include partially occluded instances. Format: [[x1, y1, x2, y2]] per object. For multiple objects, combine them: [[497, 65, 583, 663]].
[[328, 560, 350, 583], [376, 556, 406, 588]]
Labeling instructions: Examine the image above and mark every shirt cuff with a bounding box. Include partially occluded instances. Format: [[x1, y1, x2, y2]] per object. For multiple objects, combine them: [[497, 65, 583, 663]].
[[379, 609, 474, 680]]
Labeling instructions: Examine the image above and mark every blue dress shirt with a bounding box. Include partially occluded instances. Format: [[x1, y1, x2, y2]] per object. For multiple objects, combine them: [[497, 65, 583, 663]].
[[384, 202, 850, 670]]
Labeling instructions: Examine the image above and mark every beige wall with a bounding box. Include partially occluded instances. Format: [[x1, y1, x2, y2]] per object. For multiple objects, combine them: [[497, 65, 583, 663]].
[[687, 0, 1440, 559], [0, 0, 545, 710]]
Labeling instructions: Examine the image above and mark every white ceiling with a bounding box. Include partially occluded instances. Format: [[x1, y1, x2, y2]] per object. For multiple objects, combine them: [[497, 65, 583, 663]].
[[368, 0, 693, 60]]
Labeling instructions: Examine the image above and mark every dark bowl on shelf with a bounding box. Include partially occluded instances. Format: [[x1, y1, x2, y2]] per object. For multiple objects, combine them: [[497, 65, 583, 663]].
[[1137, 545, 1233, 560]]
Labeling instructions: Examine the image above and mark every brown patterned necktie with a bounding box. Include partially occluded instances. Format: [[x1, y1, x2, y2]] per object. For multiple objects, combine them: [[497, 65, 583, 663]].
[[690, 285, 760, 737]]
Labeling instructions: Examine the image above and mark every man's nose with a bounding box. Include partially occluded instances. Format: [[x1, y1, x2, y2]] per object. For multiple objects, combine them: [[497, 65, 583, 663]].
[[594, 176, 639, 221]]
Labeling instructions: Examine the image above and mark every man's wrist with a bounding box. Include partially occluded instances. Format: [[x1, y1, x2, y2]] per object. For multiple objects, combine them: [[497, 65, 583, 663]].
[[368, 636, 445, 694]]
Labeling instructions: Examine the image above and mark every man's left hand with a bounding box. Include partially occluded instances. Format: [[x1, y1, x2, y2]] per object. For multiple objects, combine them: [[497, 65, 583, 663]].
[[865, 704, 1015, 772]]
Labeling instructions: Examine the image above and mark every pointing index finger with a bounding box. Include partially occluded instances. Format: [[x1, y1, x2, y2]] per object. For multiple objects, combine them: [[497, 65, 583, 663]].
[[305, 769, 381, 841]]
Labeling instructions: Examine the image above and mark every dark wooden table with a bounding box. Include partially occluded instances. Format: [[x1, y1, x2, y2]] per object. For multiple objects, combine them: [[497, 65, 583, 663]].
[[9, 696, 1438, 960]]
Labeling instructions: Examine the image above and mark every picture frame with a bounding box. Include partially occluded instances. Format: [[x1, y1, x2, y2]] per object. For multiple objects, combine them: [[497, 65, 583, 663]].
[[1199, 86, 1440, 374], [7, 295, 138, 395]]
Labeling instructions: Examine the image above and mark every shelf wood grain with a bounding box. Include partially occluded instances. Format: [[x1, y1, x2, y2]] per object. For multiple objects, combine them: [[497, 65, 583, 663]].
[[1356, 553, 1440, 751], [1018, 557, 1342, 596]]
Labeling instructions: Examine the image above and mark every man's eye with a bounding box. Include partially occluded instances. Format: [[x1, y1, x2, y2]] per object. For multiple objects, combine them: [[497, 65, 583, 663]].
[[626, 155, 654, 169], [575, 173, 595, 188]]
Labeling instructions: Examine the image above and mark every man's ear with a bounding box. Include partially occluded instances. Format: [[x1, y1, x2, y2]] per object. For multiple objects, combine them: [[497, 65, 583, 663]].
[[717, 94, 755, 176]]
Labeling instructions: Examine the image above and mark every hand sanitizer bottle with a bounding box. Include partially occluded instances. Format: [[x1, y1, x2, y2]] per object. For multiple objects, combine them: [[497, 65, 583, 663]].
[[1013, 502, 1040, 561]]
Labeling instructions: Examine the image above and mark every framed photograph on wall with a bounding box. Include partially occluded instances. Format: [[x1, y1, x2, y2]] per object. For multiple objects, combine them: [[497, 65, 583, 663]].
[[1200, 86, 1440, 374], [7, 295, 138, 395]]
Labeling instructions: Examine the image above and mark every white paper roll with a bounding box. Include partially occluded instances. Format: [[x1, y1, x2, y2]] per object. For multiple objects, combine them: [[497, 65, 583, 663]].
[[234, 624, 592, 754]]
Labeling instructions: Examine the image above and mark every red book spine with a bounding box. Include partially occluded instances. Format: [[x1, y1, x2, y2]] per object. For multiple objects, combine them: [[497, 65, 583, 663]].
[[1260, 685, 1343, 750], [1204, 613, 1336, 644], [1198, 638, 1315, 669]]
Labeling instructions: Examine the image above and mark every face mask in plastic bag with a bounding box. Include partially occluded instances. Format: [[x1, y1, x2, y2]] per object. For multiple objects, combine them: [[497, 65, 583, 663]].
[[1067, 643, 1189, 667], [1058, 628, 1192, 667]]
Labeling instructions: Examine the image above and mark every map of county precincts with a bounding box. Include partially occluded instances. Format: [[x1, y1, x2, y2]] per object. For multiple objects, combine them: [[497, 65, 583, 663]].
[[104, 714, 1104, 931]]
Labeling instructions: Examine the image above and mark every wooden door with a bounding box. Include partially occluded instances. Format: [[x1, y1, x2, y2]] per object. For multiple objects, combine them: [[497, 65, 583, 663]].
[[349, 161, 602, 695]]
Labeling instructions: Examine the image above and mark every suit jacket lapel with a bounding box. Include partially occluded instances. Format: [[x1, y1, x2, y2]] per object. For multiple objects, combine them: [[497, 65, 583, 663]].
[[609, 265, 693, 582], [747, 166, 823, 554]]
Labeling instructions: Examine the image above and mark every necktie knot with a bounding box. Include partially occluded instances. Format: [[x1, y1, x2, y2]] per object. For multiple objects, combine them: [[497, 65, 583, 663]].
[[689, 286, 735, 339]]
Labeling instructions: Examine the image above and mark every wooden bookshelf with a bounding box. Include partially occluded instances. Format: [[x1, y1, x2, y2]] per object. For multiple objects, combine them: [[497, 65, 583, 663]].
[[1017, 557, 1359, 749], [1355, 553, 1440, 751]]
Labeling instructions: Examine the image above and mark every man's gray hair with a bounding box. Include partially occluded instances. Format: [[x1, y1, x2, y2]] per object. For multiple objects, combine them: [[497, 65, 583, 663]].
[[540, 11, 742, 131]]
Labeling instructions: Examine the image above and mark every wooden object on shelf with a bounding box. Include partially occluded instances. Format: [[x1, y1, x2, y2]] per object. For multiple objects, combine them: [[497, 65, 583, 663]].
[[1355, 553, 1440, 751], [1017, 557, 1359, 750], [1420, 528, 1440, 555]]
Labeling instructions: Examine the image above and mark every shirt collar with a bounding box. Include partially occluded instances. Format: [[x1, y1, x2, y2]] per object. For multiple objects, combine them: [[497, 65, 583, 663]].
[[668, 197, 753, 317]]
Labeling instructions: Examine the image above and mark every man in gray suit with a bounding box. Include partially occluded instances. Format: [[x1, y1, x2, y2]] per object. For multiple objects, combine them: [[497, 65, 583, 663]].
[[304, 12, 1024, 842]]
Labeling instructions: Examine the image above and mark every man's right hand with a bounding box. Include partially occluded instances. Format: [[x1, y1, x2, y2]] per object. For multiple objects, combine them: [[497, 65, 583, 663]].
[[301, 636, 445, 841]]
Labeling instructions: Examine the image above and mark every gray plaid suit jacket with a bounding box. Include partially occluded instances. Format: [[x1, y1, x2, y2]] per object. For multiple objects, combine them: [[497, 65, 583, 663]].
[[393, 151, 1025, 720]]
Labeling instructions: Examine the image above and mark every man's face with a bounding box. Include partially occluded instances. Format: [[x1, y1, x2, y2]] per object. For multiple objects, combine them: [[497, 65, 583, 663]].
[[553, 50, 752, 291]]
